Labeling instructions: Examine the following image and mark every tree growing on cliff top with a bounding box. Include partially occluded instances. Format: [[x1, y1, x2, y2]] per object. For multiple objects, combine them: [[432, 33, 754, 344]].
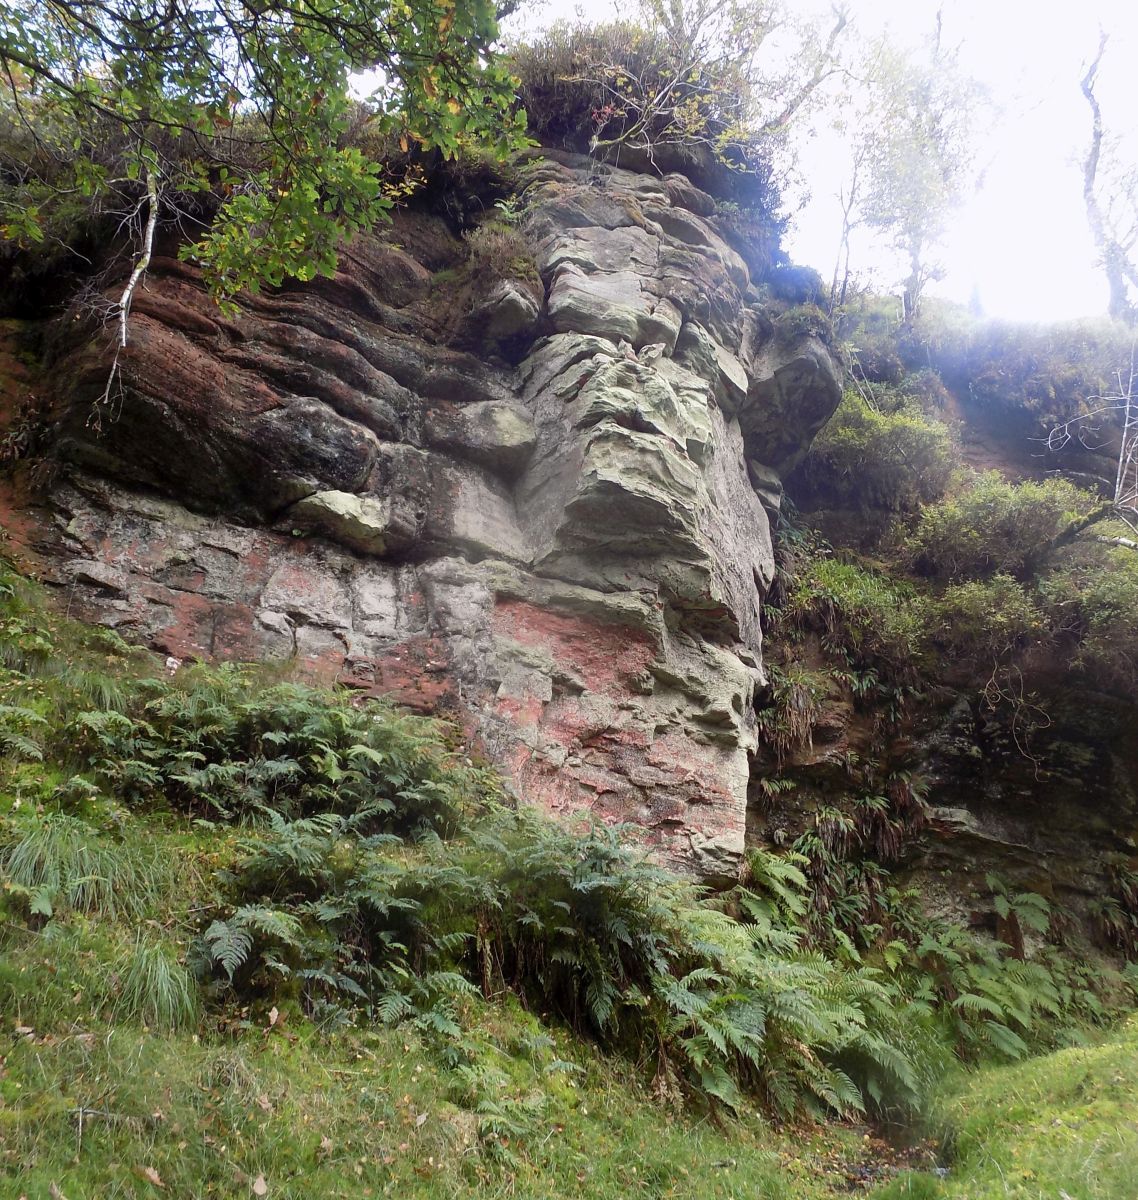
[[1080, 32, 1138, 325], [512, 0, 850, 183], [848, 28, 984, 323], [0, 0, 527, 316]]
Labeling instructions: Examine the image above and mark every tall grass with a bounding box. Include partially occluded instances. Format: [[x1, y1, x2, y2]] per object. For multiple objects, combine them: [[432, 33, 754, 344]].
[[1, 813, 171, 919], [113, 937, 198, 1030]]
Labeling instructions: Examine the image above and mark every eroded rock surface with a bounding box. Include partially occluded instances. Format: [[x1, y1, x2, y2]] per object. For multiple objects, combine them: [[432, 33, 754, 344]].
[[12, 153, 842, 876]]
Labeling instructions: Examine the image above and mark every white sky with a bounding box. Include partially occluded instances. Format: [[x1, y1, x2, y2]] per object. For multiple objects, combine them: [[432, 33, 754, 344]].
[[509, 0, 1138, 322]]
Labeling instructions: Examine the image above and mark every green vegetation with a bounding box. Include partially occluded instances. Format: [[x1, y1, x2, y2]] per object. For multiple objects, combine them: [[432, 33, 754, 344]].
[[2, 557, 1135, 1194], [782, 556, 927, 680], [0, 0, 527, 309], [2, 1011, 888, 1200], [928, 575, 1044, 661], [908, 471, 1100, 581], [783, 383, 1138, 703], [757, 329, 1138, 1183], [1040, 539, 1138, 693], [875, 1017, 1138, 1200], [799, 390, 957, 514], [919, 309, 1135, 425], [508, 2, 847, 211]]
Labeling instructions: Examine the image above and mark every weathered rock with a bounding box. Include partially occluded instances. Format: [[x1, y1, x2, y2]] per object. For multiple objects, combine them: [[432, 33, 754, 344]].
[[18, 151, 848, 877], [739, 329, 843, 476], [424, 400, 536, 478], [469, 280, 541, 342], [746, 459, 784, 517], [287, 491, 393, 555]]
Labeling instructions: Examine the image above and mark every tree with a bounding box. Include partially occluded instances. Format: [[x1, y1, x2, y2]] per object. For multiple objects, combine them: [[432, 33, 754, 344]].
[[0, 0, 527, 319], [1080, 32, 1138, 325], [1045, 342, 1138, 542], [852, 27, 983, 322], [515, 0, 849, 179]]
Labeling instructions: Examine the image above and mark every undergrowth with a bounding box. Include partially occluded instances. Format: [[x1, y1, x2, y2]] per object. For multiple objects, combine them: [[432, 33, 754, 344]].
[[0, 560, 1135, 1194]]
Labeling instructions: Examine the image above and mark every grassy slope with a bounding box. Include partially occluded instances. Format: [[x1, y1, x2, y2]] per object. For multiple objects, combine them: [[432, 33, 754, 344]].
[[1, 566, 1137, 1199], [2, 921, 863, 1200], [0, 751, 872, 1200], [874, 1019, 1138, 1200]]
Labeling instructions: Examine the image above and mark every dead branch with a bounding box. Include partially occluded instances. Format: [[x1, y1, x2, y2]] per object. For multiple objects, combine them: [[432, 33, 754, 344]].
[[91, 162, 158, 425]]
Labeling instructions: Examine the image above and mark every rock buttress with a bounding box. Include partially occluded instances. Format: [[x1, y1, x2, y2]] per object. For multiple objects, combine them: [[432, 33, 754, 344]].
[[10, 152, 842, 878]]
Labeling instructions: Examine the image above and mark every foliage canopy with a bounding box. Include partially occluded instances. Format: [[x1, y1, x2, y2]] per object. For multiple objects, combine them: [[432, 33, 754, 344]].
[[0, 0, 527, 305]]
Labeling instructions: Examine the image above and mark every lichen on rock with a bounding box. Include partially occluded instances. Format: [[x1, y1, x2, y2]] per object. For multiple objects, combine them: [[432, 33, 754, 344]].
[[10, 150, 844, 878]]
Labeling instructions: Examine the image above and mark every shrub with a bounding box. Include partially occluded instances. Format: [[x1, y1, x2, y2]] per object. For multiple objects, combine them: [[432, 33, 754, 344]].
[[202, 807, 922, 1118], [798, 390, 957, 513], [787, 557, 927, 678], [835, 292, 906, 382], [1040, 540, 1138, 692], [909, 472, 1100, 581], [774, 303, 833, 343], [509, 19, 782, 209], [930, 575, 1045, 663], [464, 221, 540, 287]]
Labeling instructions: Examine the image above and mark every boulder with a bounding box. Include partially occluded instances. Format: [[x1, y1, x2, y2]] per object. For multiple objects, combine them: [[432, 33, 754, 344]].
[[287, 491, 393, 555]]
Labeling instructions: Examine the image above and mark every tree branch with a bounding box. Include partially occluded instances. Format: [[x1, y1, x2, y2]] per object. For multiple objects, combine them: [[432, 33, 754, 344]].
[[92, 162, 159, 424], [116, 163, 158, 350]]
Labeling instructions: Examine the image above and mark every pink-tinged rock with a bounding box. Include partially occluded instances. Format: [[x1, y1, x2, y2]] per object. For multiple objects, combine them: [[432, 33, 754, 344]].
[[3, 151, 851, 881]]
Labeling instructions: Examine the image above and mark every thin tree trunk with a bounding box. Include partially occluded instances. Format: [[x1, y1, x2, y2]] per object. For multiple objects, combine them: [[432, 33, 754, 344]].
[[1081, 33, 1132, 322], [94, 164, 159, 421]]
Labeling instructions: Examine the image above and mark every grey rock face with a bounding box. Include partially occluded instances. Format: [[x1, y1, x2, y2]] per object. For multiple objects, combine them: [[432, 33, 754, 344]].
[[34, 153, 844, 878]]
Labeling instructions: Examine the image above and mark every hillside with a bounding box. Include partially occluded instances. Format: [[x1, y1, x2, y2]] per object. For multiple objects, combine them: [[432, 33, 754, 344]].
[[3, 11, 1138, 1195], [0, 557, 1135, 1198]]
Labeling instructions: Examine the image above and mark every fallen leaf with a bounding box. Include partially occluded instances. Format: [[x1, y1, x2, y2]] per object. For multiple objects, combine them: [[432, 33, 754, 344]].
[[256, 1094, 272, 1112], [319, 1135, 333, 1152], [267, 1007, 279, 1028], [137, 1165, 164, 1188], [415, 1112, 428, 1128], [49, 1186, 67, 1200], [252, 1175, 268, 1196]]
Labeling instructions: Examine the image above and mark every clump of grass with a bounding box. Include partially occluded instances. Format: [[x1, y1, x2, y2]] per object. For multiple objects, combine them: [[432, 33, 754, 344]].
[[113, 937, 198, 1031], [1, 813, 170, 919]]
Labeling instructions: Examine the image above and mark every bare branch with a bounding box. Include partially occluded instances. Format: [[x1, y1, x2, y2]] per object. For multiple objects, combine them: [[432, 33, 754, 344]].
[[1081, 31, 1136, 323], [92, 162, 159, 425]]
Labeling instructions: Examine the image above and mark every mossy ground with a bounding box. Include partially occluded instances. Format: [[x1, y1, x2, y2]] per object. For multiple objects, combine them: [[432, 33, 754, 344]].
[[875, 1019, 1138, 1200], [1, 953, 873, 1199]]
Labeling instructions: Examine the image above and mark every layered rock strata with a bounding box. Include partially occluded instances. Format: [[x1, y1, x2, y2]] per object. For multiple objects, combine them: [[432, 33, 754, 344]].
[[12, 152, 842, 876]]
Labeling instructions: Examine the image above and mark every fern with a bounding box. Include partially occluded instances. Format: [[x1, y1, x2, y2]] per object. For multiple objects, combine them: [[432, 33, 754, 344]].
[[0, 703, 47, 761], [203, 919, 254, 982]]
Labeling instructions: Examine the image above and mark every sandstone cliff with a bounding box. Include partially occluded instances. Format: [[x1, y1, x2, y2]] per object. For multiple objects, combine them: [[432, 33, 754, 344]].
[[1, 150, 842, 877]]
